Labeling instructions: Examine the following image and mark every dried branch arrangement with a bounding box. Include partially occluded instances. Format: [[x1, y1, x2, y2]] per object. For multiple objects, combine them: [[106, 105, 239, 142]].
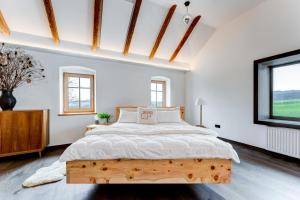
[[0, 43, 45, 91]]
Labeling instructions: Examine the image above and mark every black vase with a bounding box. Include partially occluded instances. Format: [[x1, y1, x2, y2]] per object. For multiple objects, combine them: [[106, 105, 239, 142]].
[[0, 90, 17, 111]]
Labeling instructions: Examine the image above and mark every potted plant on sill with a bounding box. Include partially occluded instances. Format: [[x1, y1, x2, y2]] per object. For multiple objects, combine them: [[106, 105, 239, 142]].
[[96, 112, 111, 125], [0, 43, 45, 111]]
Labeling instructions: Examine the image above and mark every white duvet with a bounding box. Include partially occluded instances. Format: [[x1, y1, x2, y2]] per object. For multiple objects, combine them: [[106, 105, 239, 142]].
[[59, 122, 240, 163]]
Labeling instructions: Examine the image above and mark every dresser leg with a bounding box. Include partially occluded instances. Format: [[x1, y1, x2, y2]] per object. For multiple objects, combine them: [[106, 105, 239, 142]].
[[38, 152, 42, 158]]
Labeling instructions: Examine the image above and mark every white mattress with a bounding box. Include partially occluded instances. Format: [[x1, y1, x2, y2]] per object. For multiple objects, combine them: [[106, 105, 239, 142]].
[[59, 122, 240, 163]]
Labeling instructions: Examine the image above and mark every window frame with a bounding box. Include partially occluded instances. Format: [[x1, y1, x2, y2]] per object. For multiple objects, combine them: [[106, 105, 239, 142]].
[[269, 61, 300, 122], [63, 72, 95, 114], [151, 80, 166, 107], [254, 49, 300, 129]]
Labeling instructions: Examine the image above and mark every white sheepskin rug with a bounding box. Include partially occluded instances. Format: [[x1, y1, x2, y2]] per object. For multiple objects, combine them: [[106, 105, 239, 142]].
[[22, 161, 66, 188]]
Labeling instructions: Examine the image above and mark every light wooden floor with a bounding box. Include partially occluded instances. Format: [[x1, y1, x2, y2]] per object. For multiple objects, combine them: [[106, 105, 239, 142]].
[[0, 143, 299, 200]]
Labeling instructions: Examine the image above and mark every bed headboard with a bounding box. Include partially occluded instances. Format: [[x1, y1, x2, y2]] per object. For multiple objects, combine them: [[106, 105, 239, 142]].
[[115, 106, 185, 121]]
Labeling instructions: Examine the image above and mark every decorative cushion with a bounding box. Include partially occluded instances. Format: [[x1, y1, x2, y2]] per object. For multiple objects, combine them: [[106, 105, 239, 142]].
[[137, 107, 158, 124]]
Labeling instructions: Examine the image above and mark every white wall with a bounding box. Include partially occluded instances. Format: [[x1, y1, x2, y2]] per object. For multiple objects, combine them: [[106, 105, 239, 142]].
[[12, 49, 185, 146], [186, 0, 300, 148]]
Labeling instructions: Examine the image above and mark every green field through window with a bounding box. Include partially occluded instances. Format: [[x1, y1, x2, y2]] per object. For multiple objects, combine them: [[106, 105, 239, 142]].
[[273, 99, 300, 118], [272, 63, 300, 119]]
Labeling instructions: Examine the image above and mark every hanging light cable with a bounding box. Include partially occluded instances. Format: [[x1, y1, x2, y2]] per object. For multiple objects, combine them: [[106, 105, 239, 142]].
[[183, 1, 192, 25]]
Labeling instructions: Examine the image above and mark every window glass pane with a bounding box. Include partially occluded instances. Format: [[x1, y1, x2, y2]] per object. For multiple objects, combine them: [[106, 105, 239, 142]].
[[68, 77, 79, 87], [80, 89, 91, 108], [273, 64, 300, 118], [157, 83, 163, 91], [80, 77, 91, 88], [68, 88, 79, 108], [151, 83, 156, 91], [157, 92, 163, 102], [151, 91, 156, 102]]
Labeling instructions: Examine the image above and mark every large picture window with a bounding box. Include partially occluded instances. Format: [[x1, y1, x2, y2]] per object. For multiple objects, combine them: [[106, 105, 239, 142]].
[[63, 72, 95, 113], [271, 63, 300, 121], [254, 49, 300, 129]]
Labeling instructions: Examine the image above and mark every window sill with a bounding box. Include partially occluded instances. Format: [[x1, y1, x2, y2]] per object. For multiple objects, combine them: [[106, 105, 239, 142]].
[[255, 118, 300, 129], [58, 112, 96, 116]]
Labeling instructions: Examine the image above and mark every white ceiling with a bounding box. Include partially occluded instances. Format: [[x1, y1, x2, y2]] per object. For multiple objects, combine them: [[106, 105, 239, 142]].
[[0, 0, 264, 70], [148, 0, 264, 28]]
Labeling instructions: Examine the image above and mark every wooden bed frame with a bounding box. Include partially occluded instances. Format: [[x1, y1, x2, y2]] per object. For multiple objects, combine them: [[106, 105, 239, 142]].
[[66, 106, 232, 184]]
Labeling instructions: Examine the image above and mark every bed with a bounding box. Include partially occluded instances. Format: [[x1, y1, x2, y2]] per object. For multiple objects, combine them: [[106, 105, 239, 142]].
[[62, 106, 239, 184]]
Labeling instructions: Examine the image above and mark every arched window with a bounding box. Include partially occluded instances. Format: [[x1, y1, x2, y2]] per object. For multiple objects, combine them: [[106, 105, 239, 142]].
[[59, 66, 96, 114], [151, 76, 170, 107]]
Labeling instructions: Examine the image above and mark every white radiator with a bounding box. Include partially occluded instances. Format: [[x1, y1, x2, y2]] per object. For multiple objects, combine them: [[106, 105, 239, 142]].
[[267, 127, 300, 159]]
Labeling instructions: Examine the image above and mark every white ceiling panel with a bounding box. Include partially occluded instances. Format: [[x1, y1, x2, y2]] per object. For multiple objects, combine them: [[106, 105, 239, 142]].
[[129, 0, 166, 56], [101, 0, 133, 52], [52, 0, 93, 45], [0, 0, 50, 37]]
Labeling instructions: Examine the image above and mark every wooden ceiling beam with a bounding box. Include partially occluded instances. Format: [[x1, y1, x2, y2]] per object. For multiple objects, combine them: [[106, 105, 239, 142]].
[[169, 15, 201, 63], [149, 4, 176, 60], [43, 0, 59, 45], [0, 10, 10, 36], [92, 0, 103, 51], [123, 0, 142, 56]]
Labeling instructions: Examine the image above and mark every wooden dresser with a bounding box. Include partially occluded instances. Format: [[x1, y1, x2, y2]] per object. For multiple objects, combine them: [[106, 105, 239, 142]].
[[0, 110, 49, 157]]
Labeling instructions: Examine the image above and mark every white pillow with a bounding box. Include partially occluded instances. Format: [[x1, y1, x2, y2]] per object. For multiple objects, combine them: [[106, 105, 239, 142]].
[[118, 109, 137, 123], [157, 108, 181, 123], [137, 107, 158, 124]]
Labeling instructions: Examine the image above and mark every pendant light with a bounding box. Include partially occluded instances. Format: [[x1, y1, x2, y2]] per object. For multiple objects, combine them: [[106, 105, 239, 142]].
[[183, 1, 192, 25]]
